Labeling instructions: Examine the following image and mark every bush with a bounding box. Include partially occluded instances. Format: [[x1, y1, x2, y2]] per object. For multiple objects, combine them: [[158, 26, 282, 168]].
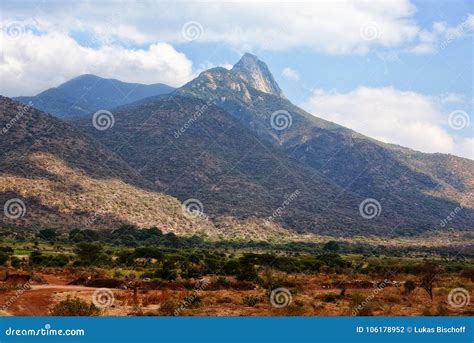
[[213, 276, 232, 288], [350, 293, 374, 316], [50, 297, 100, 316], [153, 268, 177, 281], [404, 280, 416, 295], [0, 251, 9, 266], [159, 299, 179, 316], [321, 293, 342, 303], [236, 264, 258, 281], [241, 295, 261, 307], [323, 241, 340, 252]]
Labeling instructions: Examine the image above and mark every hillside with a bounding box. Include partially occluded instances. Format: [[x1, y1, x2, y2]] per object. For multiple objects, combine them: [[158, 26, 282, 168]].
[[74, 94, 381, 236], [0, 96, 213, 235]]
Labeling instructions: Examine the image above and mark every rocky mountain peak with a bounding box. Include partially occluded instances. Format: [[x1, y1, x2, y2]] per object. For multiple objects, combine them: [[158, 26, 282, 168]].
[[231, 53, 284, 97]]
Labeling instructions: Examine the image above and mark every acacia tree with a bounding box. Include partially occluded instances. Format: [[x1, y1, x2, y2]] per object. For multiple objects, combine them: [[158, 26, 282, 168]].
[[419, 262, 442, 300]]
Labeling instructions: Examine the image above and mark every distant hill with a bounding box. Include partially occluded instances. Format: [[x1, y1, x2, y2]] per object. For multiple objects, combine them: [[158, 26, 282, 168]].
[[14, 74, 174, 119]]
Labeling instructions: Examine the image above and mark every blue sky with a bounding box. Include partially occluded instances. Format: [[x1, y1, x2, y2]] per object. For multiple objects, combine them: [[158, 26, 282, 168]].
[[0, 0, 472, 158]]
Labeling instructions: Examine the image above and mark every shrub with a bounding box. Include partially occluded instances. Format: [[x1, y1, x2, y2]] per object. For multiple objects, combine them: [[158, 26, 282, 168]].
[[50, 297, 100, 316], [0, 251, 9, 266], [236, 264, 258, 281], [321, 293, 342, 303], [404, 280, 416, 295], [159, 299, 179, 316], [114, 270, 124, 278], [285, 300, 306, 316], [10, 256, 22, 268], [153, 268, 177, 281], [241, 295, 261, 307], [213, 276, 232, 288], [323, 241, 340, 252], [350, 293, 374, 316]]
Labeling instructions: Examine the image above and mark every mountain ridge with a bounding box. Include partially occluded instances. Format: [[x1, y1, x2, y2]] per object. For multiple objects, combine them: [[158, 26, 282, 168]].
[[13, 75, 174, 119]]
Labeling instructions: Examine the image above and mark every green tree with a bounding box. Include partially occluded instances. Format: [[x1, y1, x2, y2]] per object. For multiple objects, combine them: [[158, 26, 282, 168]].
[[74, 243, 107, 265], [323, 241, 340, 252], [38, 229, 57, 241], [0, 251, 9, 265]]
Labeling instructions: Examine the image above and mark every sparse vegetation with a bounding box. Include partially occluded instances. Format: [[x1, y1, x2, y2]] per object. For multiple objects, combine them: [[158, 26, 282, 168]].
[[50, 297, 100, 316]]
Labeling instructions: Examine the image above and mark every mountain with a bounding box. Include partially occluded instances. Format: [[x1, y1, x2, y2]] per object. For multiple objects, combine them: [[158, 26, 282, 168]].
[[6, 53, 474, 238], [0, 96, 213, 235], [71, 54, 474, 236], [174, 53, 474, 234], [74, 94, 378, 236], [13, 74, 174, 119]]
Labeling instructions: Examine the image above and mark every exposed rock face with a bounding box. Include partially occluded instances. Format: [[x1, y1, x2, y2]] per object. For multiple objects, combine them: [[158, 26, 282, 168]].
[[231, 53, 284, 97]]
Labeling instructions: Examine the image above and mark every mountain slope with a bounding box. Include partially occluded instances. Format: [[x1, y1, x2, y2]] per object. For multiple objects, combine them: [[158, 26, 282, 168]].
[[177, 54, 474, 233], [14, 75, 174, 119], [75, 93, 397, 235], [0, 96, 213, 234]]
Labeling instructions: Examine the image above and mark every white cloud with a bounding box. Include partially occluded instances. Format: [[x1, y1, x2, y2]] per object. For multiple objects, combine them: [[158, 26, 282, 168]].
[[3, 0, 470, 54], [0, 31, 194, 96], [282, 67, 300, 81], [411, 14, 474, 54], [303, 87, 473, 159]]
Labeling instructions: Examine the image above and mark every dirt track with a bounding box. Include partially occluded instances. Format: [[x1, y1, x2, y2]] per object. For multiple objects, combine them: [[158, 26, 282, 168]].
[[0, 274, 98, 316]]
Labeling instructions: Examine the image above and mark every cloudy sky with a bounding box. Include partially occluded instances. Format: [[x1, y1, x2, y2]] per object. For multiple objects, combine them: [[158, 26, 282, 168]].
[[1, 0, 472, 158]]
